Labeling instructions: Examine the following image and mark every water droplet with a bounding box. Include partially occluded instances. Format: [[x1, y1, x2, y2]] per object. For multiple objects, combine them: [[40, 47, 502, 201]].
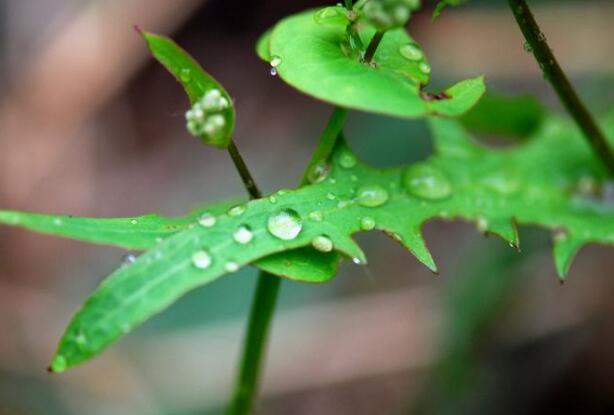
[[130, 219, 138, 225], [360, 217, 376, 231], [399, 43, 423, 61], [75, 331, 88, 347], [403, 164, 452, 200], [477, 217, 489, 233], [314, 6, 343, 25], [270, 56, 282, 68], [554, 229, 568, 242], [225, 261, 240, 273], [202, 89, 229, 111], [267, 209, 303, 240], [523, 42, 533, 52], [270, 67, 278, 76], [51, 355, 68, 372], [338, 151, 357, 168], [356, 184, 389, 207], [337, 200, 351, 209], [419, 62, 431, 75], [312, 235, 334, 252], [192, 250, 212, 269], [537, 32, 546, 42], [309, 211, 323, 222], [352, 257, 365, 265], [122, 253, 137, 265], [233, 225, 254, 244], [180, 68, 191, 82], [268, 195, 277, 204], [228, 205, 246, 217], [326, 192, 337, 200], [198, 212, 216, 227], [307, 161, 330, 184]]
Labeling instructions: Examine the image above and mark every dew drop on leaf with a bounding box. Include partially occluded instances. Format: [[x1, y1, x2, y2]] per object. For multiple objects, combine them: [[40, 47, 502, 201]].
[[267, 209, 303, 240], [307, 161, 331, 184], [326, 192, 337, 201], [51, 355, 68, 372], [523, 42, 533, 53], [198, 212, 216, 227], [314, 6, 343, 25], [338, 151, 357, 168], [308, 211, 323, 222], [225, 261, 240, 272], [233, 225, 254, 244], [403, 164, 452, 201], [268, 195, 277, 204], [121, 253, 137, 265], [398, 43, 423, 61], [312, 235, 334, 252], [360, 216, 376, 231], [356, 184, 389, 207], [228, 205, 246, 217], [419, 62, 431, 75], [192, 250, 212, 269], [180, 68, 191, 82]]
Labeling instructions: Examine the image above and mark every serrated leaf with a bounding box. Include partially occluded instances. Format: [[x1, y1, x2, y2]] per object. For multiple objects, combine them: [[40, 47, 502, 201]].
[[49, 112, 614, 371], [141, 31, 235, 148], [263, 9, 485, 118]]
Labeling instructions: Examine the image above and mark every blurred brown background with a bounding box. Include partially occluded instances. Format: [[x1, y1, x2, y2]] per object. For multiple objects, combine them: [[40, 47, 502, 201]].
[[0, 1, 613, 414]]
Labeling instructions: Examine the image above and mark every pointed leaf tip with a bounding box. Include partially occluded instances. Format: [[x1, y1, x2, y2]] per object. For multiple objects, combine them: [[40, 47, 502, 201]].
[[553, 231, 583, 280]]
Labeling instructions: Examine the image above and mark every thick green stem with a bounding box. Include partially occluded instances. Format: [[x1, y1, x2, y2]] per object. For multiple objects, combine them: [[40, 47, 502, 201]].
[[508, 0, 614, 174], [227, 107, 348, 414], [364, 31, 385, 64]]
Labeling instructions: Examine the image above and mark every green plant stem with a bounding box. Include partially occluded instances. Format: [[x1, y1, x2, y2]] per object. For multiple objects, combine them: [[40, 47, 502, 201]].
[[363, 31, 385, 64], [227, 141, 262, 199], [227, 107, 348, 415], [507, 0, 614, 174], [345, 0, 353, 9]]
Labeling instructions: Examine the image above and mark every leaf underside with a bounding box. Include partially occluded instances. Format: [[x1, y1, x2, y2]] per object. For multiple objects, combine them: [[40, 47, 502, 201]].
[[262, 9, 485, 118], [3, 111, 609, 372]]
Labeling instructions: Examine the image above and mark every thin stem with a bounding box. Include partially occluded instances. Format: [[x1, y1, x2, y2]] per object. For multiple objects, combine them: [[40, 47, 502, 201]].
[[227, 141, 262, 199], [344, 0, 353, 9], [227, 107, 348, 415], [363, 31, 385, 64], [227, 273, 281, 415], [508, 0, 614, 174]]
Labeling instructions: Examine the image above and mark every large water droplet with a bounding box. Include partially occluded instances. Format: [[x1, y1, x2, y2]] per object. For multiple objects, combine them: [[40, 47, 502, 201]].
[[360, 217, 376, 231], [267, 209, 303, 240], [312, 235, 334, 252], [233, 225, 254, 244], [338, 150, 357, 169], [403, 164, 452, 200], [192, 250, 212, 269], [356, 184, 389, 207], [399, 43, 423, 61], [228, 205, 246, 217], [198, 212, 216, 227]]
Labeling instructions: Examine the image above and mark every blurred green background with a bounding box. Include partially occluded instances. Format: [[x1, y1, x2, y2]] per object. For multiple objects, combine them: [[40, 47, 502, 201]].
[[0, 0, 613, 414]]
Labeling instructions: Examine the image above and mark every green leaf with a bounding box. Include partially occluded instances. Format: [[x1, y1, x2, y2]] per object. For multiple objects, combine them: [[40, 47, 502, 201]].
[[432, 0, 469, 20], [48, 112, 614, 372], [141, 31, 235, 148], [262, 9, 485, 118], [0, 200, 339, 283]]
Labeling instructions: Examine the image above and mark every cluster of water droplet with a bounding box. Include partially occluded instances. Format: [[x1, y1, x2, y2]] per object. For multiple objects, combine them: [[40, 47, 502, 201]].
[[185, 89, 229, 141]]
